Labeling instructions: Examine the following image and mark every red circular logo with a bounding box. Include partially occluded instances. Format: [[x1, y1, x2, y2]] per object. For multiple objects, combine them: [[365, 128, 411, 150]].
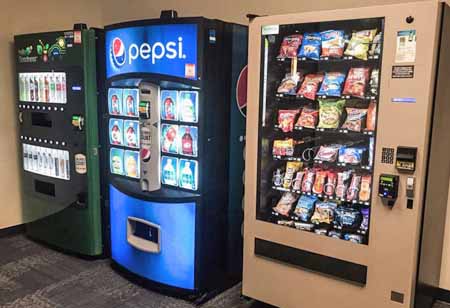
[[236, 65, 248, 118]]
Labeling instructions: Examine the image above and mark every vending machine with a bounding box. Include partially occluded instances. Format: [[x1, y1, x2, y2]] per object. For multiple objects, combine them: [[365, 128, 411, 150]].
[[105, 14, 247, 294], [243, 1, 450, 308], [14, 26, 104, 256]]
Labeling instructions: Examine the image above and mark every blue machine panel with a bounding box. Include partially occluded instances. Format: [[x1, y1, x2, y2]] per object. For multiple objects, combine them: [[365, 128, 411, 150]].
[[110, 185, 196, 290], [106, 24, 198, 79]]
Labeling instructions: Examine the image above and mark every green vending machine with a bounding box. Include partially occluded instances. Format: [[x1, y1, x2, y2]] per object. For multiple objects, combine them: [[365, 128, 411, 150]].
[[14, 26, 104, 256]]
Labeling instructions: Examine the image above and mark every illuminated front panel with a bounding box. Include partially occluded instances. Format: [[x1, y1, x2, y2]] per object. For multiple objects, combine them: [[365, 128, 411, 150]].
[[18, 72, 67, 104]]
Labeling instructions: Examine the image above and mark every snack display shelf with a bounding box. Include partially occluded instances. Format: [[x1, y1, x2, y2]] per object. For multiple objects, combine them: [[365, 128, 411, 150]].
[[275, 93, 378, 101], [272, 156, 372, 169], [274, 125, 375, 136], [271, 185, 371, 206], [276, 54, 380, 63]]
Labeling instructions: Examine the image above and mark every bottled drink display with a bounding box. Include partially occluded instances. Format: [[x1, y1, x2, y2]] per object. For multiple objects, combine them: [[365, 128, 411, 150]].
[[18, 72, 67, 104], [22, 144, 70, 180], [257, 19, 383, 245]]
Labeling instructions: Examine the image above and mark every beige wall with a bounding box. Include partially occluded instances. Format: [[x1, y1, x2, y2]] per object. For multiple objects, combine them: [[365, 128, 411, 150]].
[[0, 0, 102, 229]]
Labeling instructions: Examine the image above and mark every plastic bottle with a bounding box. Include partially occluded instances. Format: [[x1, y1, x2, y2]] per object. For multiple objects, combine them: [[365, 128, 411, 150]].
[[163, 159, 177, 186], [181, 127, 193, 155], [180, 162, 194, 189]]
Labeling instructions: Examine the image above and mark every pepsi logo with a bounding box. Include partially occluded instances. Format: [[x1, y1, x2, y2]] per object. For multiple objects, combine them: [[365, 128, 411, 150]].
[[111, 37, 126, 67]]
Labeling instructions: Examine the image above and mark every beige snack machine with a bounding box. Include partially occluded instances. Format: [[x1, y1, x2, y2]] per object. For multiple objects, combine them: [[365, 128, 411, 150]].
[[243, 1, 450, 307]]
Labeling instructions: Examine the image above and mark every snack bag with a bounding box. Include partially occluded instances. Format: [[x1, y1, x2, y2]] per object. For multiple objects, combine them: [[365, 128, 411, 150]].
[[313, 170, 327, 194], [338, 147, 365, 165], [296, 107, 319, 129], [317, 73, 346, 97], [311, 201, 337, 225], [334, 207, 362, 230], [277, 73, 301, 95], [301, 169, 316, 193], [294, 222, 315, 231], [359, 175, 372, 202], [344, 29, 378, 60], [273, 168, 284, 187], [317, 99, 346, 129], [314, 144, 341, 162], [369, 32, 382, 56], [329, 230, 342, 239], [278, 109, 300, 132], [320, 30, 345, 58], [335, 171, 352, 199], [278, 34, 303, 58], [297, 74, 324, 100], [294, 195, 318, 222], [273, 192, 298, 216], [324, 171, 337, 197], [369, 69, 379, 96], [341, 107, 368, 132], [342, 67, 370, 98], [346, 175, 362, 201], [360, 208, 370, 233], [292, 171, 305, 190], [273, 139, 295, 156], [366, 101, 377, 131], [283, 161, 302, 189], [344, 233, 364, 244], [298, 32, 321, 60]]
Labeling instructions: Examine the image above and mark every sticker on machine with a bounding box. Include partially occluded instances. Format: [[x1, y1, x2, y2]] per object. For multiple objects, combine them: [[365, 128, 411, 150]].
[[74, 153, 87, 174], [395, 30, 416, 63], [392, 65, 414, 78]]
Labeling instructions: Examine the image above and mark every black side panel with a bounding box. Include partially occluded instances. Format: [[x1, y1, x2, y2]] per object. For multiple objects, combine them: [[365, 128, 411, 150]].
[[255, 238, 368, 285]]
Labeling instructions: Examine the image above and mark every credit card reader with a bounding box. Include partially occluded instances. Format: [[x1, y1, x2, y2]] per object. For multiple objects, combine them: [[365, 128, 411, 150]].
[[378, 174, 399, 207]]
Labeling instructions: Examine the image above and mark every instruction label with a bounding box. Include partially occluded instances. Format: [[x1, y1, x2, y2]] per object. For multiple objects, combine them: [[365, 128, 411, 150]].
[[395, 30, 416, 63], [392, 65, 414, 78]]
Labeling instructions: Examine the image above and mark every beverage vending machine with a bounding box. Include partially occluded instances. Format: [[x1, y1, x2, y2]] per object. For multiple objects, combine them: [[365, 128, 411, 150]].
[[105, 14, 247, 294], [14, 26, 104, 256], [243, 1, 450, 308]]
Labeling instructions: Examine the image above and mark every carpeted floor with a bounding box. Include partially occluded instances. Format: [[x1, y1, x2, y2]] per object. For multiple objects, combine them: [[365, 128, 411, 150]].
[[0, 234, 256, 308]]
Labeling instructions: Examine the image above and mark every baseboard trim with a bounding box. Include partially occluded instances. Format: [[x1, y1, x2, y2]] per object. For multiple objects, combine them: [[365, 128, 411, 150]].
[[0, 224, 25, 238]]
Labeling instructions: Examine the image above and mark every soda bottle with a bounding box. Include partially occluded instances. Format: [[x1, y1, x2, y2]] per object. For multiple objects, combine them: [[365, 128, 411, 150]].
[[162, 159, 177, 186], [39, 74, 45, 103], [54, 149, 60, 178], [64, 151, 70, 180], [180, 162, 194, 189], [29, 75, 35, 101], [61, 74, 66, 103], [181, 97, 195, 122], [55, 75, 61, 103], [181, 127, 193, 155], [23, 144, 28, 171], [34, 75, 39, 102], [59, 150, 66, 179], [49, 74, 56, 103], [44, 75, 50, 102]]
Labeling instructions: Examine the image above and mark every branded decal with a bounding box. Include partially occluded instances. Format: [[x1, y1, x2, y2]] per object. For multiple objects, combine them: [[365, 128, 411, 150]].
[[106, 24, 198, 79], [17, 36, 67, 63]]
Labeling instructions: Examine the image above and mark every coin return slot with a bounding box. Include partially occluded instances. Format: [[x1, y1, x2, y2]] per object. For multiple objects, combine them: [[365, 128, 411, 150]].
[[34, 179, 55, 196]]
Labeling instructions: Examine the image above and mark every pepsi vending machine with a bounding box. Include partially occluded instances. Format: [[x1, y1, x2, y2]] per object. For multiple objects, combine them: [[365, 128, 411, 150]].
[[105, 15, 247, 294]]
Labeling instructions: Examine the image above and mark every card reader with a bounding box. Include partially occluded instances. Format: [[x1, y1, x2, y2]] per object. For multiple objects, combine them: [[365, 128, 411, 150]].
[[378, 174, 399, 207]]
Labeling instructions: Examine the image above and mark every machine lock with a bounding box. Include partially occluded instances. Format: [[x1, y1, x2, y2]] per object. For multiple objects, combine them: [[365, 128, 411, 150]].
[[378, 174, 399, 207]]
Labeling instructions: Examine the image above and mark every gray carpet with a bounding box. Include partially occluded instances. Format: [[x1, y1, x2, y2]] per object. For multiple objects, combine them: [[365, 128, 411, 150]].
[[0, 234, 254, 308]]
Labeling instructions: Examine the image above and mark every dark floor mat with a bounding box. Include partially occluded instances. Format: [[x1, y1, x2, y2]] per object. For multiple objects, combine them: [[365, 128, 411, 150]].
[[0, 234, 249, 308]]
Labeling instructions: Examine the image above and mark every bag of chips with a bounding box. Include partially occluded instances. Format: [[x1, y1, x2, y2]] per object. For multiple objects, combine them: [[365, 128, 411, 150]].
[[359, 175, 372, 202], [296, 107, 319, 129], [297, 74, 324, 100], [294, 195, 318, 222], [317, 99, 346, 129], [344, 29, 378, 60], [335, 171, 352, 199], [273, 139, 295, 156], [292, 171, 305, 190], [346, 175, 362, 201], [317, 73, 346, 97], [311, 201, 337, 225], [313, 170, 327, 194], [278, 34, 303, 58], [366, 101, 377, 131], [301, 169, 316, 193], [277, 73, 301, 95], [334, 207, 362, 230], [283, 161, 302, 189], [369, 69, 379, 96], [278, 109, 301, 132], [314, 144, 341, 162], [321, 30, 345, 58], [273, 192, 298, 216], [359, 208, 370, 233], [341, 107, 368, 132], [342, 67, 370, 98], [338, 147, 365, 165], [344, 233, 364, 244], [324, 171, 337, 197], [369, 32, 382, 56], [298, 32, 321, 60]]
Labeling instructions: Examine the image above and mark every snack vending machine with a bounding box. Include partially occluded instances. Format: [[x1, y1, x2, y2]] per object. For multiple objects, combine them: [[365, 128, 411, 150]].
[[14, 27, 103, 256], [105, 15, 247, 294], [243, 1, 450, 308]]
